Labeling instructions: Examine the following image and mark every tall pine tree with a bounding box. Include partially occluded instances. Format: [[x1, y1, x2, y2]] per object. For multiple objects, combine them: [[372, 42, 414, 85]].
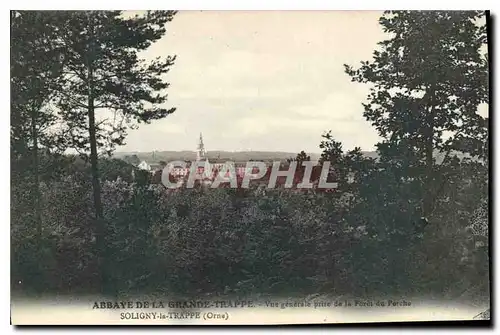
[[344, 11, 488, 223], [54, 10, 177, 294], [11, 11, 68, 239]]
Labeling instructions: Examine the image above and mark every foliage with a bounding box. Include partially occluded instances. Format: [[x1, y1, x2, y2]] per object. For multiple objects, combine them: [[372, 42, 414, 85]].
[[54, 10, 177, 156], [10, 11, 489, 304], [10, 152, 489, 300], [344, 10, 488, 220], [10, 11, 69, 157], [122, 154, 141, 166], [288, 150, 311, 164], [339, 10, 490, 298]]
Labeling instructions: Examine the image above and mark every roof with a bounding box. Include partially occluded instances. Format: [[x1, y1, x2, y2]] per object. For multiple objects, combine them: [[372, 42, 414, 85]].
[[137, 161, 164, 169]]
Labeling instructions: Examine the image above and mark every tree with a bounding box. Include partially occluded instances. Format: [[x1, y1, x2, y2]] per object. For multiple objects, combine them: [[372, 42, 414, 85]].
[[344, 11, 488, 222], [99, 158, 136, 183], [319, 131, 349, 188], [288, 150, 311, 164], [123, 154, 141, 165], [54, 10, 177, 294], [11, 11, 68, 240]]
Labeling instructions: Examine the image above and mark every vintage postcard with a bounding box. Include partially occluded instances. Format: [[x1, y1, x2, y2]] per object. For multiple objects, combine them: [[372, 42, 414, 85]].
[[10, 10, 490, 325]]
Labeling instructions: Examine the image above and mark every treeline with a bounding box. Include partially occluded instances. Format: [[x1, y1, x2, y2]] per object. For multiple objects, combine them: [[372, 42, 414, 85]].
[[11, 140, 488, 299], [116, 151, 325, 165], [11, 11, 489, 301]]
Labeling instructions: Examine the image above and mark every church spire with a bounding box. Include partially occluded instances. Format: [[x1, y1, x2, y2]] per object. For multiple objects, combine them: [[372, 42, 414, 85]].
[[196, 132, 206, 161]]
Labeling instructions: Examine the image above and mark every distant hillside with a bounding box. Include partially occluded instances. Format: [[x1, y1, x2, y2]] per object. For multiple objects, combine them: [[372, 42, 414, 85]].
[[113, 149, 473, 165], [113, 151, 324, 163]]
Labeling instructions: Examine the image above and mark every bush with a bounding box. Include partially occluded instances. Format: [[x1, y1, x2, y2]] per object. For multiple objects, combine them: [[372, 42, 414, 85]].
[[11, 161, 489, 301]]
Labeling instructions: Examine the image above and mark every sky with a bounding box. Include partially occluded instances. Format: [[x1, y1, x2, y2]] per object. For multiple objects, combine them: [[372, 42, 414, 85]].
[[118, 11, 392, 154]]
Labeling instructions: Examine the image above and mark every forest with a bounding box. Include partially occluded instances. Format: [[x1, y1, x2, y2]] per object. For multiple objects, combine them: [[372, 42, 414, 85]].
[[11, 11, 489, 304]]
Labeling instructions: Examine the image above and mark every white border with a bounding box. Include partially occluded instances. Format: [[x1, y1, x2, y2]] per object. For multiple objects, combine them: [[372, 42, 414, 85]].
[[2, 1, 498, 10]]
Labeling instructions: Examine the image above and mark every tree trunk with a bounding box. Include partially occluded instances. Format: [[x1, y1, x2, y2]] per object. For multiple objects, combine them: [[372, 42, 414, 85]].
[[30, 103, 47, 295], [87, 15, 112, 296], [422, 99, 435, 219], [30, 108, 42, 240]]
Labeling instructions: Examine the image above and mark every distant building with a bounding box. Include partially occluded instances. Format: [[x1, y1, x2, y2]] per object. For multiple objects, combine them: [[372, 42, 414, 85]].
[[137, 160, 161, 172], [148, 133, 339, 190], [137, 160, 151, 171]]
